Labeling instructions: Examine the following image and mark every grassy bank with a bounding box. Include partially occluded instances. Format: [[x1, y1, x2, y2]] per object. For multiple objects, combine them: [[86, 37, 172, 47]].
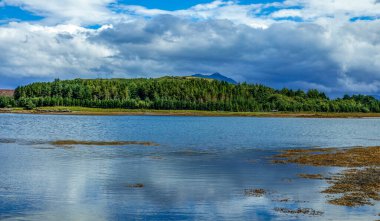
[[2, 106, 380, 118]]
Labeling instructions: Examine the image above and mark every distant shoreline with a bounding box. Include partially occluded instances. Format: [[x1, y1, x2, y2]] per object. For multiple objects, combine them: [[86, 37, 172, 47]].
[[1, 107, 380, 118]]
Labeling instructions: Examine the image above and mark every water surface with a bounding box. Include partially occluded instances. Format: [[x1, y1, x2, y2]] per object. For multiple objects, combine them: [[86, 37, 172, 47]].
[[0, 114, 379, 220]]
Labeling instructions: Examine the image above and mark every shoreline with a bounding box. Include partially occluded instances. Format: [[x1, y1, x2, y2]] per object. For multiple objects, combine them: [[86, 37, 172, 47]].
[[1, 107, 380, 118]]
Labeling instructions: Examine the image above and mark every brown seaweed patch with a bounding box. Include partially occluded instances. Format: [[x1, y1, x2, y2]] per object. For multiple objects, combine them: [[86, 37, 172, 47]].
[[297, 174, 326, 180], [244, 188, 266, 197], [274, 148, 337, 158], [127, 183, 144, 188], [149, 156, 163, 160], [273, 146, 380, 167], [273, 146, 380, 207], [272, 198, 290, 202], [322, 167, 380, 207], [33, 147, 56, 150], [51, 140, 159, 147], [0, 138, 17, 144], [170, 150, 212, 156], [272, 197, 308, 203], [272, 159, 288, 164], [328, 194, 373, 207], [274, 207, 324, 216]]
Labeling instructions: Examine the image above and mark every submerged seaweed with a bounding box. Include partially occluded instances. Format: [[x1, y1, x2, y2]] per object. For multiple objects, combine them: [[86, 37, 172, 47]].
[[274, 207, 324, 216], [244, 188, 267, 197], [0, 138, 17, 144], [297, 174, 326, 180], [273, 146, 380, 207], [273, 146, 380, 167], [51, 140, 159, 147], [323, 167, 380, 207], [127, 183, 144, 188]]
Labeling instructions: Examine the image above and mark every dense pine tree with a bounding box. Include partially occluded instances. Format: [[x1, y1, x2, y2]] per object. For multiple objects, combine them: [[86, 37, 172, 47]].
[[0, 77, 378, 113]]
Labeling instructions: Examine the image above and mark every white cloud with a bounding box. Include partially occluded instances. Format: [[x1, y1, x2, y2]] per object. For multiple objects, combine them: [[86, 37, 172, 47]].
[[270, 9, 302, 19], [0, 22, 115, 78], [282, 0, 380, 22], [120, 1, 272, 29], [1, 0, 380, 94], [1, 0, 118, 24]]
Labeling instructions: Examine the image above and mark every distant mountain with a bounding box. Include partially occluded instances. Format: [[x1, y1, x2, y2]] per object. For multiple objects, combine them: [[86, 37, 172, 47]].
[[191, 73, 237, 84], [0, 89, 14, 97]]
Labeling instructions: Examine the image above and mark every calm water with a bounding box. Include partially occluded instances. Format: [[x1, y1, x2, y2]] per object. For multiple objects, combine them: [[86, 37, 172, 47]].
[[0, 114, 379, 220]]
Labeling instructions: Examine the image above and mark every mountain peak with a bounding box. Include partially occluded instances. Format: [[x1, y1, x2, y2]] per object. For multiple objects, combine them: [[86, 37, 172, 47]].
[[211, 72, 223, 77], [191, 73, 237, 84]]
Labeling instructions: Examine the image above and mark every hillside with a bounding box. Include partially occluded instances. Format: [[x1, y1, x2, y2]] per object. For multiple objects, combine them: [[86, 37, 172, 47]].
[[0, 77, 379, 113]]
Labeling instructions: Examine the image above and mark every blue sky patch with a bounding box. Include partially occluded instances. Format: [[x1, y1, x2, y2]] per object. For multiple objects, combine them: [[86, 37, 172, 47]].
[[274, 16, 303, 22], [350, 16, 378, 22], [0, 0, 286, 24], [254, 5, 302, 17], [118, 0, 283, 10], [0, 5, 43, 22], [86, 24, 103, 30]]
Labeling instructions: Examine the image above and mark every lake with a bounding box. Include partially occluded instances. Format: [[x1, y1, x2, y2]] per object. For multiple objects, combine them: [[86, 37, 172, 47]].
[[0, 114, 379, 220]]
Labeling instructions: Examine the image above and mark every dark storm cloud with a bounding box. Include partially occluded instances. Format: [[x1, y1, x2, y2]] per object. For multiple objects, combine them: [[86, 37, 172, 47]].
[[92, 15, 342, 91]]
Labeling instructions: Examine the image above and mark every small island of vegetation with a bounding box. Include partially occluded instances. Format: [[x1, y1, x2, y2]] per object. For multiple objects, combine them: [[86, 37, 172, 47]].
[[1, 76, 380, 117]]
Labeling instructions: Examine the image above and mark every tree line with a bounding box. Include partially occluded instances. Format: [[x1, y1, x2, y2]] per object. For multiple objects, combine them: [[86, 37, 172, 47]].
[[0, 77, 379, 113]]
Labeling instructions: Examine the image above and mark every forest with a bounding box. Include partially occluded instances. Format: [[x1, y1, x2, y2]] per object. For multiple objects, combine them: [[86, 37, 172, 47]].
[[1, 77, 380, 112]]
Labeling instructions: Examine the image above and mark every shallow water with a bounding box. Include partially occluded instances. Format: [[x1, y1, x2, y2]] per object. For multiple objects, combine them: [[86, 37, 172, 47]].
[[0, 114, 379, 220]]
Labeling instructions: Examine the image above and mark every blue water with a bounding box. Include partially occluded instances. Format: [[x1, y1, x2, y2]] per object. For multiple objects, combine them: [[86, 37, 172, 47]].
[[0, 114, 379, 220]]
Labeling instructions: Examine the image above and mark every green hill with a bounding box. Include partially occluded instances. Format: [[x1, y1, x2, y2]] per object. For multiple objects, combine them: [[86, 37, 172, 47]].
[[1, 76, 379, 113]]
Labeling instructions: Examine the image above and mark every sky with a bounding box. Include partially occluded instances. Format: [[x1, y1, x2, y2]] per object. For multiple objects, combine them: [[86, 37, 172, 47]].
[[0, 0, 380, 96]]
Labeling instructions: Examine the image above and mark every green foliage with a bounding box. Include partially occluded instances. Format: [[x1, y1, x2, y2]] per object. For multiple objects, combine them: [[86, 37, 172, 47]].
[[0, 96, 16, 108], [24, 100, 36, 110], [9, 77, 380, 113]]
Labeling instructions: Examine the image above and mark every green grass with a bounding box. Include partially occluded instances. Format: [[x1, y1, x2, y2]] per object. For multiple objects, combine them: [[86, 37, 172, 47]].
[[37, 106, 267, 116], [30, 106, 380, 118], [3, 106, 380, 118]]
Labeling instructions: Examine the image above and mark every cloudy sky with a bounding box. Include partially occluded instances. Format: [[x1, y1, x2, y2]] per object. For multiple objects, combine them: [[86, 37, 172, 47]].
[[0, 0, 379, 95]]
